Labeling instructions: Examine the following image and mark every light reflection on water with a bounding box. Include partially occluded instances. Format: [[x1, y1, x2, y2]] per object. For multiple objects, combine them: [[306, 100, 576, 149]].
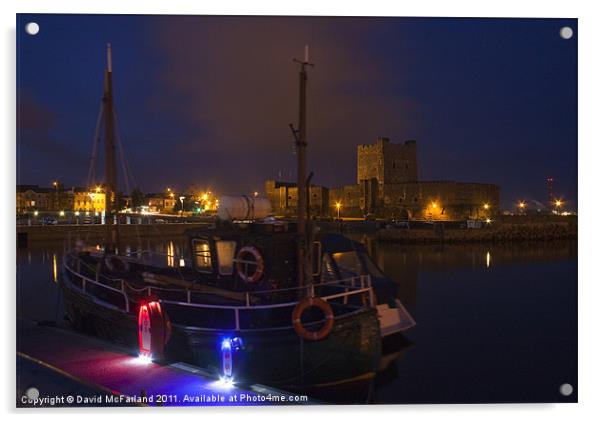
[[16, 236, 577, 403]]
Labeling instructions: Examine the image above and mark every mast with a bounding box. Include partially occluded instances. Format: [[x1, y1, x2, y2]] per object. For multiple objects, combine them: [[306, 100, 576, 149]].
[[292, 46, 313, 289], [103, 43, 118, 253]]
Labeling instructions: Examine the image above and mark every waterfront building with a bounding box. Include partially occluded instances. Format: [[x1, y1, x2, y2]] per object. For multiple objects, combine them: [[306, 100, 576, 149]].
[[17, 184, 106, 214]]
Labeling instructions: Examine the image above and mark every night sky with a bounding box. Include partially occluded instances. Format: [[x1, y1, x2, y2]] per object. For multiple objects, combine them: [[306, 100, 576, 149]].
[[16, 14, 577, 210]]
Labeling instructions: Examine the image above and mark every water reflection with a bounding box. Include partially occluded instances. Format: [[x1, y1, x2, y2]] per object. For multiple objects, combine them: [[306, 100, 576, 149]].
[[52, 253, 57, 283], [17, 236, 577, 404]]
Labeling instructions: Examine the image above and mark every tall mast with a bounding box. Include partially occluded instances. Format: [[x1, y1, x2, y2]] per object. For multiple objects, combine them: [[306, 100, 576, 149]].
[[103, 43, 118, 253], [293, 46, 313, 288]]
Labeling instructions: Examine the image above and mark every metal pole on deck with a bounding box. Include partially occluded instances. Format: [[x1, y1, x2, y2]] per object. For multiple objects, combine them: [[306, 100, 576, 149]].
[[292, 46, 314, 290]]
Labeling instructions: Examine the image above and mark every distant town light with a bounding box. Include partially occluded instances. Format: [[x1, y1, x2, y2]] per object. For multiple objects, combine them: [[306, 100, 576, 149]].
[[202, 193, 209, 201], [59, 210, 65, 217], [483, 203, 490, 210], [555, 199, 563, 207], [75, 211, 80, 216], [485, 218, 492, 224], [431, 202, 438, 209], [52, 181, 58, 187], [253, 191, 259, 197], [95, 186, 101, 193], [518, 201, 526, 209]]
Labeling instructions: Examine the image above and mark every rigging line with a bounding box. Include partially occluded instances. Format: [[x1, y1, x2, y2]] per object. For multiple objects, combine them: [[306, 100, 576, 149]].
[[113, 109, 140, 193], [113, 112, 131, 196], [112, 109, 143, 246], [87, 102, 104, 188]]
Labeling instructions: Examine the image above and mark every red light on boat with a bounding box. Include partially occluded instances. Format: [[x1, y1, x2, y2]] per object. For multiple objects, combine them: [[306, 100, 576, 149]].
[[138, 301, 168, 361]]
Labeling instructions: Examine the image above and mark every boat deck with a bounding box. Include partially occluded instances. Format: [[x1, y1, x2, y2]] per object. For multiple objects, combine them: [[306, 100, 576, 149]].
[[17, 319, 314, 407]]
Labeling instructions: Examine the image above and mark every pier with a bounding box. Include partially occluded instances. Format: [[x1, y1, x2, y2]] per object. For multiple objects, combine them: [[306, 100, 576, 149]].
[[17, 319, 312, 407]]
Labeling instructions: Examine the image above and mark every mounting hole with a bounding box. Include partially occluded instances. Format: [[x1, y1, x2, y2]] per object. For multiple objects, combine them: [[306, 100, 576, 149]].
[[559, 383, 573, 396], [559, 26, 573, 40], [26, 387, 39, 400], [25, 22, 40, 36]]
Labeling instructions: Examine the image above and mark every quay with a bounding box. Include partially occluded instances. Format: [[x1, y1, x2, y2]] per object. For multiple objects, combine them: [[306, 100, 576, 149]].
[[17, 319, 313, 407], [17, 222, 209, 244]]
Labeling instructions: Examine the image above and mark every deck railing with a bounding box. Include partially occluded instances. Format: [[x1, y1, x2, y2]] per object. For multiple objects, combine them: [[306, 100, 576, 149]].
[[62, 252, 374, 331]]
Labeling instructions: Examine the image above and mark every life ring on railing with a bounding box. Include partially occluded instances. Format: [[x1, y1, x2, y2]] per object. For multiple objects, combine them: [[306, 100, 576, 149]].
[[138, 300, 171, 360], [292, 297, 334, 341], [235, 246, 264, 283], [104, 255, 130, 274]]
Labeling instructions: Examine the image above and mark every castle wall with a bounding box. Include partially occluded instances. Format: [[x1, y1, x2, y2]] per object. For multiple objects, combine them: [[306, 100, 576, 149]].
[[265, 138, 499, 221]]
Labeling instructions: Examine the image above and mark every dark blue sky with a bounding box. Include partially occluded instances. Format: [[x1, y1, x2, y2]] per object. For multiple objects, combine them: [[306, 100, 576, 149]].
[[16, 15, 577, 210]]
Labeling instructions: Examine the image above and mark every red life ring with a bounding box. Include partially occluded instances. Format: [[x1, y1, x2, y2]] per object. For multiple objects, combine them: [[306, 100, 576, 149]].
[[138, 301, 171, 360], [236, 246, 264, 283], [292, 297, 334, 341]]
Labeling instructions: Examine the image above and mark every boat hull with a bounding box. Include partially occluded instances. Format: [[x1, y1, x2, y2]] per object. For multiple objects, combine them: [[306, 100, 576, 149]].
[[59, 271, 382, 398]]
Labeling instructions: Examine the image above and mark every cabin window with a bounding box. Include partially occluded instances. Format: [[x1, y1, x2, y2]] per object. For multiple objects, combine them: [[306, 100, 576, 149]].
[[332, 252, 363, 279], [193, 239, 212, 272], [216, 240, 236, 275]]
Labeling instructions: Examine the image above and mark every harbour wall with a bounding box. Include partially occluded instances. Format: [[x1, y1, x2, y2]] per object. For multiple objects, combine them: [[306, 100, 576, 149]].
[[16, 223, 208, 245]]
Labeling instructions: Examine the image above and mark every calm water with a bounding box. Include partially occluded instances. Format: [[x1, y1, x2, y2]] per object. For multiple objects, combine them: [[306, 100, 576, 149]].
[[16, 236, 577, 404]]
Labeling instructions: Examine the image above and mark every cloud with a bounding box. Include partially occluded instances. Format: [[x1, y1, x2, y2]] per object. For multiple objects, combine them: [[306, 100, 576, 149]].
[[148, 16, 416, 193]]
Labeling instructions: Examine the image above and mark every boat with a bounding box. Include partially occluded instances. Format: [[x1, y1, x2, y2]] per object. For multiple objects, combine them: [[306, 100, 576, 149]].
[[60, 44, 415, 398]]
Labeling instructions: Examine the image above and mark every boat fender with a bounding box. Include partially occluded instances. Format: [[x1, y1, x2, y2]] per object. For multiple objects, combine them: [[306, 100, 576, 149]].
[[292, 297, 334, 341], [235, 246, 264, 283], [104, 255, 130, 273], [138, 301, 171, 360]]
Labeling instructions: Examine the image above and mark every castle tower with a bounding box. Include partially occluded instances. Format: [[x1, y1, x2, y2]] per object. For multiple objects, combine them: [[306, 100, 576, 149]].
[[357, 137, 418, 185]]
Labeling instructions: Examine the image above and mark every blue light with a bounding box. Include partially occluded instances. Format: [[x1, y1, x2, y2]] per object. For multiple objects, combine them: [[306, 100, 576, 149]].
[[221, 338, 232, 351], [221, 337, 233, 379], [231, 337, 244, 351]]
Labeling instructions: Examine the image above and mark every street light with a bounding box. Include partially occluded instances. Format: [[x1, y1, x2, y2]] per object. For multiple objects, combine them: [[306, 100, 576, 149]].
[[483, 203, 490, 210], [253, 191, 259, 197], [518, 201, 526, 215], [335, 202, 342, 220]]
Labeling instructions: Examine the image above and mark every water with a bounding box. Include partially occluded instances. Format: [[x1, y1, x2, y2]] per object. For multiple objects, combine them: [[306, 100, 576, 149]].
[[16, 237, 577, 404]]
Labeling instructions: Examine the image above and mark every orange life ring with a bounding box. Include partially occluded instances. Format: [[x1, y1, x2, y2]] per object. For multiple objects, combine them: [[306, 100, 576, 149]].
[[236, 246, 264, 283], [292, 297, 334, 341]]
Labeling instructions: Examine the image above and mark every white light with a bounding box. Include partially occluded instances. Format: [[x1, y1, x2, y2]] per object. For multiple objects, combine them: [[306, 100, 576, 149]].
[[134, 354, 153, 365], [212, 376, 235, 390], [179, 258, 186, 267]]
